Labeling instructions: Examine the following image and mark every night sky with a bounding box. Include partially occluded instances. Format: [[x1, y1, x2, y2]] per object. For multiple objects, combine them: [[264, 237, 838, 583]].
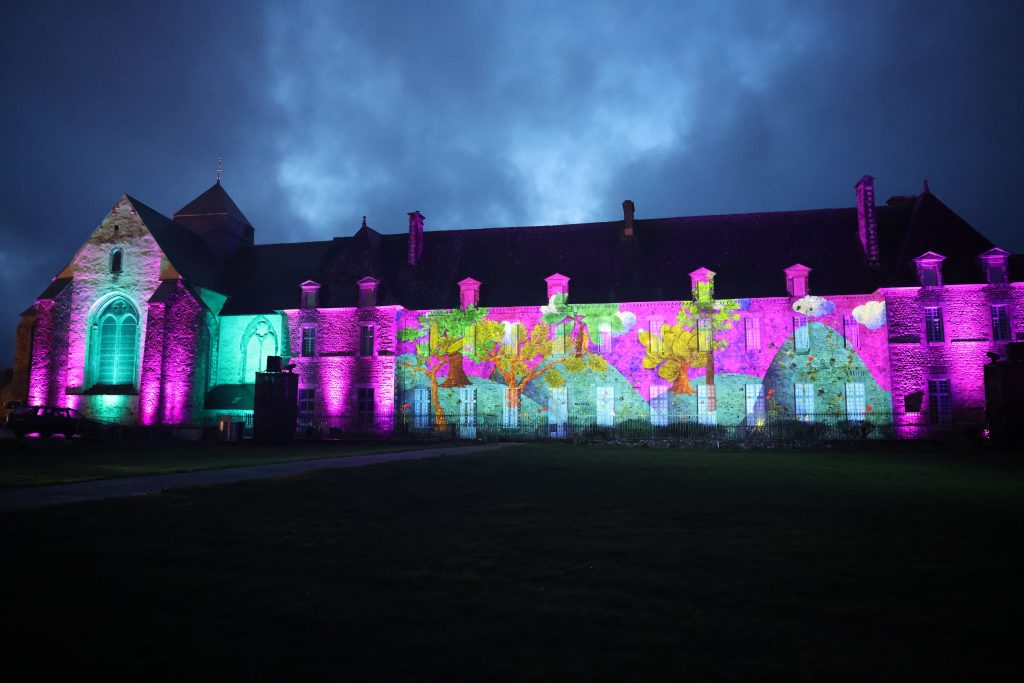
[[2, 1, 1022, 367]]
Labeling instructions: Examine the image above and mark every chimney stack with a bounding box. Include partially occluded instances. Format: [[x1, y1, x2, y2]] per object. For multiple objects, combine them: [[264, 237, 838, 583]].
[[408, 211, 425, 266], [622, 199, 635, 238], [855, 176, 879, 267]]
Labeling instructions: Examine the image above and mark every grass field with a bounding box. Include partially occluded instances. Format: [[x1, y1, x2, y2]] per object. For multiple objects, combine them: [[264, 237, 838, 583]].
[[0, 438, 416, 489], [2, 444, 1022, 681]]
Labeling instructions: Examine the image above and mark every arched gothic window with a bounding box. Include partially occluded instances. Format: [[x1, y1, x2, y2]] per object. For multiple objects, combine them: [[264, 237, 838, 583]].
[[110, 248, 124, 274], [241, 317, 278, 383], [92, 296, 139, 386]]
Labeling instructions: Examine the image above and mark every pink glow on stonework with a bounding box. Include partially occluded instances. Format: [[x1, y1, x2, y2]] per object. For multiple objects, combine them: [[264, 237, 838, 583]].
[[27, 300, 55, 405], [884, 282, 1023, 436]]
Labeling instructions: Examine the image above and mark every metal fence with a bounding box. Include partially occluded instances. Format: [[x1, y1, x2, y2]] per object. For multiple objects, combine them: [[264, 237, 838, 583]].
[[368, 411, 898, 444]]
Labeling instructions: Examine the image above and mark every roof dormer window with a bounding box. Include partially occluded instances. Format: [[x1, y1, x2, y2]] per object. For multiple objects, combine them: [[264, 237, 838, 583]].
[[783, 264, 811, 298], [914, 252, 945, 288], [979, 247, 1010, 285], [299, 280, 320, 309]]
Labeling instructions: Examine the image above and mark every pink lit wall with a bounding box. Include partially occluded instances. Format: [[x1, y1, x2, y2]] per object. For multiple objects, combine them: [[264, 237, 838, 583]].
[[883, 282, 1024, 436]]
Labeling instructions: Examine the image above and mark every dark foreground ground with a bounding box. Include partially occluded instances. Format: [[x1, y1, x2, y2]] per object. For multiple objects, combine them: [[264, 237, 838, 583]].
[[2, 444, 1022, 681]]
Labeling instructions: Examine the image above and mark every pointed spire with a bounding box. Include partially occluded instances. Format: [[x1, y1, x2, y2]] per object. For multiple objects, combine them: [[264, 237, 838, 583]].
[[923, 179, 930, 194], [361, 216, 368, 229], [216, 155, 223, 185]]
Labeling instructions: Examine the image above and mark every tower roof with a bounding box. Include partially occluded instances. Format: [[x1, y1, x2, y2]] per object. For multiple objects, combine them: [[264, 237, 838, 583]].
[[173, 182, 252, 226]]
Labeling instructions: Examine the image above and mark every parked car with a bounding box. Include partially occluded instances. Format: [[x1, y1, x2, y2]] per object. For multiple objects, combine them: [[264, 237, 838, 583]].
[[7, 405, 88, 438], [2, 400, 23, 426]]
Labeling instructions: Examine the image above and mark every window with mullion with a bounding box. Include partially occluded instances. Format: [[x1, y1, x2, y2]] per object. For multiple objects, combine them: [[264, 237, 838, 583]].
[[924, 307, 944, 343], [991, 305, 1010, 342]]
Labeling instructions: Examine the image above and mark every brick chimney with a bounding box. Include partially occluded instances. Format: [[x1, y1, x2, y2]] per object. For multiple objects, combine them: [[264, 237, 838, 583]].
[[622, 199, 635, 238], [408, 211, 425, 266], [855, 176, 879, 267]]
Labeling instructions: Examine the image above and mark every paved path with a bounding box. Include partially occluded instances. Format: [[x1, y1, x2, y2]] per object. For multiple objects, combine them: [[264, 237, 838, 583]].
[[0, 443, 507, 512]]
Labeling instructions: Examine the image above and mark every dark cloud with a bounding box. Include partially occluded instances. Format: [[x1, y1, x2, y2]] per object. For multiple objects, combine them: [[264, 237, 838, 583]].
[[1, 0, 1022, 365]]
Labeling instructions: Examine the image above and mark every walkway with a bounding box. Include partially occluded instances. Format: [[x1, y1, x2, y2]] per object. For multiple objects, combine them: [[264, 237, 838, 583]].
[[0, 443, 507, 512]]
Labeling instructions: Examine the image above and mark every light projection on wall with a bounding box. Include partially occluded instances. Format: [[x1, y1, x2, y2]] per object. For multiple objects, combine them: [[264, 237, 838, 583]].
[[852, 300, 886, 329], [397, 307, 488, 430], [638, 323, 703, 394]]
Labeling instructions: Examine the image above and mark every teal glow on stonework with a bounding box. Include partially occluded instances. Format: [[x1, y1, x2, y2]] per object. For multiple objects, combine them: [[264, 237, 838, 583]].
[[92, 296, 139, 386]]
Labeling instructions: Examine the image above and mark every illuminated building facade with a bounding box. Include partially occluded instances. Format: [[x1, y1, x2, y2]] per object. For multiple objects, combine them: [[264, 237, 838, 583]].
[[9, 176, 1021, 438]]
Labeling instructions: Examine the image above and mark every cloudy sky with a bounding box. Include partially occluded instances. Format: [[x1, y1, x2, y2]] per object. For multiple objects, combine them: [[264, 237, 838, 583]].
[[1, 0, 1022, 366]]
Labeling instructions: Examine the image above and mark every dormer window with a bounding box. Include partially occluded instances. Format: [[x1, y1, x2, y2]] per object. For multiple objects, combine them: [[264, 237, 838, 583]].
[[784, 264, 811, 298], [979, 247, 1010, 285], [458, 277, 481, 309], [299, 280, 321, 309], [689, 267, 715, 302], [109, 248, 123, 274], [357, 276, 380, 308], [914, 252, 945, 288]]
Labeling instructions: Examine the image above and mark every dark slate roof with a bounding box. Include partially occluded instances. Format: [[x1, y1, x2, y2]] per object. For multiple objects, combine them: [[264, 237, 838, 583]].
[[219, 240, 333, 314], [116, 186, 1011, 315], [218, 199, 946, 312], [879, 190, 995, 286], [127, 196, 225, 290], [37, 276, 72, 301], [173, 181, 252, 226]]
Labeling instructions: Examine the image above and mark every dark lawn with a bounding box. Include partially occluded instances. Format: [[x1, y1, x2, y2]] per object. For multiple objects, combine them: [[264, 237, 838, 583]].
[[0, 437, 417, 489], [1, 445, 1022, 681]]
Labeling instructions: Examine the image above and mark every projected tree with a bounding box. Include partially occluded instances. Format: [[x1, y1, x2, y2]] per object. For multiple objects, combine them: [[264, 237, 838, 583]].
[[474, 320, 608, 409], [638, 323, 705, 394], [397, 306, 488, 430], [540, 293, 622, 356], [678, 269, 740, 409]]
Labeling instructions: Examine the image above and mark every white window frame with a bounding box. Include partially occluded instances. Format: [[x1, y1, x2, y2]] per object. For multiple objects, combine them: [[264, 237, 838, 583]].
[[845, 382, 866, 421], [596, 386, 614, 427], [548, 386, 568, 438], [924, 307, 944, 344], [991, 304, 1011, 342], [648, 318, 664, 352], [793, 316, 810, 353], [413, 385, 430, 429], [744, 384, 765, 425], [697, 384, 717, 425], [844, 315, 860, 350], [301, 326, 316, 358], [650, 385, 669, 426], [744, 317, 760, 351], [795, 383, 814, 422], [599, 322, 612, 354], [359, 324, 375, 357]]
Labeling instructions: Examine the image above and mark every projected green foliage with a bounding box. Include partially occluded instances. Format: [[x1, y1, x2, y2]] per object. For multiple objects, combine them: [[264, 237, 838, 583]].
[[397, 306, 488, 430], [473, 320, 607, 408], [678, 285, 740, 407], [540, 293, 622, 356], [638, 323, 705, 394]]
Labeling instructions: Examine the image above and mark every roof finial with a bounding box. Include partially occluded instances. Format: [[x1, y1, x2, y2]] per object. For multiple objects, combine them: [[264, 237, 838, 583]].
[[361, 215, 367, 229], [216, 155, 223, 184], [923, 179, 929, 193]]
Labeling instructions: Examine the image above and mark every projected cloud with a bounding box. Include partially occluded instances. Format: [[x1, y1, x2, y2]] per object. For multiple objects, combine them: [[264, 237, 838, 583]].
[[852, 301, 886, 329], [792, 295, 835, 318], [615, 311, 637, 335]]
